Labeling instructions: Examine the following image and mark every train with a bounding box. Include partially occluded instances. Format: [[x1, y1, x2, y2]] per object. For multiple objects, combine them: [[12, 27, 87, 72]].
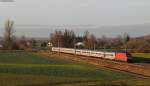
[[52, 47, 132, 62]]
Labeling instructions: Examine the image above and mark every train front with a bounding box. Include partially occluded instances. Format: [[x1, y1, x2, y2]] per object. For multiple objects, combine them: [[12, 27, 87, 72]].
[[115, 52, 132, 62]]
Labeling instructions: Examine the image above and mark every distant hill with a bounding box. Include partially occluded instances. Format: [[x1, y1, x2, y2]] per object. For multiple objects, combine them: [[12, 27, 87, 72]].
[[92, 24, 150, 38], [135, 34, 150, 40], [52, 24, 150, 38]]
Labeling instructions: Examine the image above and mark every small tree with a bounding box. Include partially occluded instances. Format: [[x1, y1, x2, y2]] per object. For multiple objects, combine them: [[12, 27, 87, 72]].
[[123, 33, 130, 52], [123, 33, 130, 43], [41, 42, 47, 47]]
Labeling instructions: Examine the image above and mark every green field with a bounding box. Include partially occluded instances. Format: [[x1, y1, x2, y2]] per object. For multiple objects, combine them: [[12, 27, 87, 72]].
[[132, 53, 150, 63], [0, 52, 149, 86]]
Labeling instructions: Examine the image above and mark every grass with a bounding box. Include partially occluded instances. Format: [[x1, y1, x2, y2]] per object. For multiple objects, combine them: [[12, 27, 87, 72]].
[[0, 52, 149, 86], [0, 63, 133, 79], [0, 52, 76, 64], [1, 73, 149, 86], [132, 53, 150, 58], [132, 53, 150, 63]]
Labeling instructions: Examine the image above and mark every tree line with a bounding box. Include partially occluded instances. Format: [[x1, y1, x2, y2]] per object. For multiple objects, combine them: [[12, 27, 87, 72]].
[[50, 30, 150, 53]]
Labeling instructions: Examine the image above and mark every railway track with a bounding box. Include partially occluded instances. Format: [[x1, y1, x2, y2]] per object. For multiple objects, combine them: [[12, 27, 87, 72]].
[[50, 52, 150, 78]]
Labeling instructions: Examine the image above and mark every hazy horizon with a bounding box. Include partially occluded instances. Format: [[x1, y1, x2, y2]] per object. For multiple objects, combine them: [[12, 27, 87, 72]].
[[0, 24, 150, 38]]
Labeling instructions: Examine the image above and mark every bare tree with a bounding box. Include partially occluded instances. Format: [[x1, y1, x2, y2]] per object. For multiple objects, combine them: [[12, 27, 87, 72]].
[[3, 20, 15, 50], [83, 30, 90, 49], [50, 30, 63, 47], [63, 29, 75, 48], [97, 35, 108, 49], [89, 34, 97, 50], [83, 31, 97, 50], [113, 35, 124, 48]]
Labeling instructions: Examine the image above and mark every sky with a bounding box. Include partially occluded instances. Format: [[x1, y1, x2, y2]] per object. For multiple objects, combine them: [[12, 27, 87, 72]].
[[0, 0, 150, 37]]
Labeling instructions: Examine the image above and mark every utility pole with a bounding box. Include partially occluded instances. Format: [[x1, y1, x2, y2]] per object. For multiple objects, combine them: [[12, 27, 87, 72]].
[[74, 39, 76, 56], [104, 45, 106, 57], [58, 39, 60, 56], [94, 43, 96, 51]]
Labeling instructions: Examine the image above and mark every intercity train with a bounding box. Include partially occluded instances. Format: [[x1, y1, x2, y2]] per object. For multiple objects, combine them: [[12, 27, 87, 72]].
[[52, 47, 132, 62]]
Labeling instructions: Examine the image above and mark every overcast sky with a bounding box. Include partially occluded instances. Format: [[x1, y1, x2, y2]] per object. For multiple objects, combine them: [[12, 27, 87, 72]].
[[0, 0, 150, 37]]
